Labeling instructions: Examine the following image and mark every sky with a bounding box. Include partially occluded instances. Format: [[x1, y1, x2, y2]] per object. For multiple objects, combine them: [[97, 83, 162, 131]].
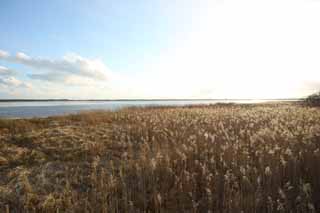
[[1, 0, 320, 99]]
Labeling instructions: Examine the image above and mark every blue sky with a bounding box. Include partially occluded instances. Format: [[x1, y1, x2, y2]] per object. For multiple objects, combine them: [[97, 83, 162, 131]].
[[1, 0, 320, 99], [0, 0, 180, 71]]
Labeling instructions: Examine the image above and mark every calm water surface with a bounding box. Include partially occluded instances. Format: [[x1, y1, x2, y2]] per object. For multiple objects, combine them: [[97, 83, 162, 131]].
[[0, 100, 294, 118]]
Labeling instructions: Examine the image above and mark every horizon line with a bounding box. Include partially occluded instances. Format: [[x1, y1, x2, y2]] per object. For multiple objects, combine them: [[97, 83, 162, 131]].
[[0, 98, 303, 102]]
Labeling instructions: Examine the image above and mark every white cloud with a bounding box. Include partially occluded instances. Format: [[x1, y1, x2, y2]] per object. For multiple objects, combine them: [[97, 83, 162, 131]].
[[0, 65, 32, 90], [0, 76, 31, 89], [0, 50, 119, 99], [0, 50, 9, 58], [30, 72, 101, 86], [16, 52, 31, 61], [0, 66, 16, 76], [0, 50, 110, 83]]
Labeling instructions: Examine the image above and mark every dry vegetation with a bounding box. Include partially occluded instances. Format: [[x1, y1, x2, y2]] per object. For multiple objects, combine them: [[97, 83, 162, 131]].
[[0, 103, 320, 212]]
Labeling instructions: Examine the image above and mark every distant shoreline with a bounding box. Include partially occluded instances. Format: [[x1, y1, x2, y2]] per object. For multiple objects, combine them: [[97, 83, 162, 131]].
[[0, 98, 302, 102], [0, 100, 303, 119]]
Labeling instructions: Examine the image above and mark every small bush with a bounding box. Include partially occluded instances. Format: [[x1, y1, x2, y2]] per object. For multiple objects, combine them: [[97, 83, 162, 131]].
[[305, 91, 320, 106]]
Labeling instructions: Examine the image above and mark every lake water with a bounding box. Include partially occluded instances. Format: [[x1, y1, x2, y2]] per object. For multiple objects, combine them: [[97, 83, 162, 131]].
[[0, 100, 295, 118]]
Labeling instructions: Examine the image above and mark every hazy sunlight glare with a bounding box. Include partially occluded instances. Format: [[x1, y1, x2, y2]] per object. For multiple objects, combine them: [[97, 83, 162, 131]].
[[132, 0, 320, 99]]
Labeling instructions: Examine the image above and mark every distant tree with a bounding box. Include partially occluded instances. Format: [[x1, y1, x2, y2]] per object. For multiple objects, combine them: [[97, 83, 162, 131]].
[[305, 91, 320, 106]]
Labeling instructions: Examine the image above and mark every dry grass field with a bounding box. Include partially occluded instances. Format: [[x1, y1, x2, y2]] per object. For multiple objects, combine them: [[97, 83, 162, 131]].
[[0, 103, 320, 212]]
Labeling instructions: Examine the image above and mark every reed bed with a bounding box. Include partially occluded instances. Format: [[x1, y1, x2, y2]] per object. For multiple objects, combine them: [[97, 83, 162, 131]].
[[0, 104, 319, 212]]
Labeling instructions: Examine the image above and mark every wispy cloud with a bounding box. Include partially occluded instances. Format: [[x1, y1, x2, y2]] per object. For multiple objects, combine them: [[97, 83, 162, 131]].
[[0, 77, 31, 88], [0, 66, 16, 76], [0, 65, 31, 89], [0, 50, 111, 84], [0, 49, 122, 98]]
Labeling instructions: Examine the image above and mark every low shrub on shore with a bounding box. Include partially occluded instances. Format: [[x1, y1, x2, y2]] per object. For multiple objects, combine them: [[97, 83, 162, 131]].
[[0, 104, 320, 212], [305, 91, 320, 107]]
